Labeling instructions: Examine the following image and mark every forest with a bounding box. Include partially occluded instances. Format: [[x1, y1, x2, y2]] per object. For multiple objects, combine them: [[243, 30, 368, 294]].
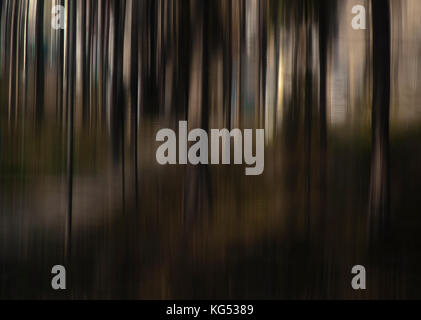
[[1, 0, 421, 299]]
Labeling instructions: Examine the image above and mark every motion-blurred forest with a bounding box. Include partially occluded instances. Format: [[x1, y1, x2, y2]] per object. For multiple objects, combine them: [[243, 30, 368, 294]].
[[1, 0, 421, 299]]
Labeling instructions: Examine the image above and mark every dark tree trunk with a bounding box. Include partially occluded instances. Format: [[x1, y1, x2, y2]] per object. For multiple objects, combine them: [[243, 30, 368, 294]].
[[369, 0, 391, 239], [110, 0, 126, 165], [56, 0, 65, 125], [8, 0, 18, 122], [304, 0, 313, 237], [184, 0, 212, 226], [319, 0, 328, 162], [80, 0, 88, 125], [131, 0, 140, 213], [66, 0, 77, 261], [317, 0, 339, 298], [35, 0, 44, 126]]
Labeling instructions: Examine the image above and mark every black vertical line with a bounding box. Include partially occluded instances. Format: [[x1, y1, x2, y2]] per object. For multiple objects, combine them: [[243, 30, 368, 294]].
[[304, 0, 313, 240], [35, 0, 44, 127], [369, 0, 391, 240], [67, 0, 76, 262]]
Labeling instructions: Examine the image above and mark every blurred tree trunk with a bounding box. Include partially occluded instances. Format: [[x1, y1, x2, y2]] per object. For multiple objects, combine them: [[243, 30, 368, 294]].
[[304, 0, 314, 236], [80, 0, 88, 125], [110, 0, 126, 164], [259, 1, 267, 128], [131, 0, 140, 212], [7, 0, 18, 123], [317, 0, 337, 209], [184, 0, 212, 225], [35, 0, 44, 126], [317, 0, 339, 298], [56, 0, 65, 125], [319, 0, 328, 181], [66, 0, 77, 260], [369, 0, 391, 238], [285, 1, 304, 148]]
